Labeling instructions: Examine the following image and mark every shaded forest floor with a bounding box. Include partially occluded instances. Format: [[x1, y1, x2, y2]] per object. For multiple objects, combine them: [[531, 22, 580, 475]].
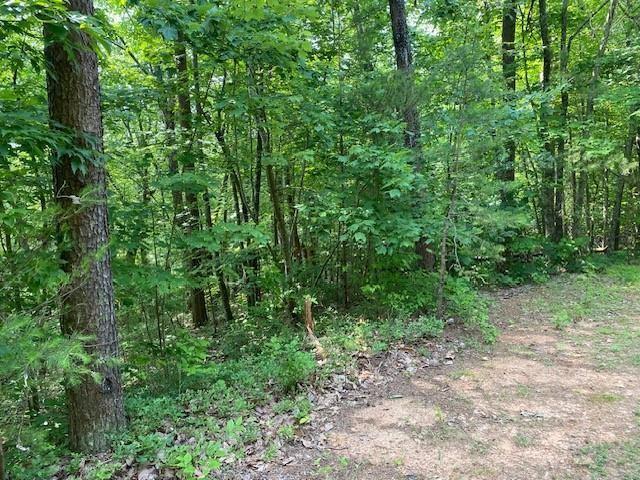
[[242, 268, 640, 479]]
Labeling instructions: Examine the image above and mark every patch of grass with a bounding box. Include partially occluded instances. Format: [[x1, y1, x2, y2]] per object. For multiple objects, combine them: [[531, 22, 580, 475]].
[[450, 369, 475, 380], [553, 309, 573, 330], [580, 439, 640, 480], [434, 405, 446, 423], [508, 344, 537, 358], [593, 321, 640, 369], [469, 440, 491, 455], [527, 266, 633, 329], [604, 263, 640, 285], [312, 453, 354, 479], [273, 395, 312, 424], [263, 442, 278, 461], [277, 424, 295, 440], [514, 432, 533, 448], [516, 384, 532, 398], [577, 403, 640, 479], [521, 261, 640, 370], [588, 392, 622, 404], [583, 443, 610, 479]]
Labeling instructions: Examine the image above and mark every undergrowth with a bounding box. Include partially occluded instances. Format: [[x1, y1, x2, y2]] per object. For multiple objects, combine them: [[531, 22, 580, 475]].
[[3, 267, 501, 479], [12, 251, 637, 479]]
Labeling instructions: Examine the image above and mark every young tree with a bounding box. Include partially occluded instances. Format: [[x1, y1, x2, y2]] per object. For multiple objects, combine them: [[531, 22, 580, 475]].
[[175, 42, 209, 327], [44, 0, 125, 452]]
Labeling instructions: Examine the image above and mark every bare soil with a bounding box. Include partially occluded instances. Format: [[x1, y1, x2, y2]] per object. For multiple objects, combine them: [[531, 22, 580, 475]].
[[236, 277, 640, 480]]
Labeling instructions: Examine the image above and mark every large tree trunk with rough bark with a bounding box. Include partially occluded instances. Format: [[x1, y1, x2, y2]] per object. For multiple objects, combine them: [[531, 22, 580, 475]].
[[44, 0, 125, 453], [388, 0, 434, 270], [389, 0, 421, 154]]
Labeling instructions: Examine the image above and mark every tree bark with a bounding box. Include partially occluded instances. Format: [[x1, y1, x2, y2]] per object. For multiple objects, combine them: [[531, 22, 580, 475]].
[[44, 0, 125, 452], [388, 0, 421, 157], [499, 0, 517, 204], [538, 0, 557, 239], [388, 0, 434, 270], [553, 0, 571, 242]]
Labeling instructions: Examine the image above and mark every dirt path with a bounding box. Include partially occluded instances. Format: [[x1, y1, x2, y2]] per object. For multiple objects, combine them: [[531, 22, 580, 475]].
[[243, 274, 640, 480]]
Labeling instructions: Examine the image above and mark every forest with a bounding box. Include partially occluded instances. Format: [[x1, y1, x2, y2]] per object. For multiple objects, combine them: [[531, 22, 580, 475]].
[[0, 0, 639, 478]]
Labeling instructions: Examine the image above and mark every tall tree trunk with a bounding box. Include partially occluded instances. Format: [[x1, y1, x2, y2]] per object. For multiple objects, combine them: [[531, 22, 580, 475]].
[[499, 0, 517, 205], [266, 162, 296, 321], [553, 0, 571, 242], [203, 188, 234, 324], [575, 165, 587, 237], [603, 169, 609, 248], [175, 43, 208, 327], [388, 0, 434, 270], [582, 0, 619, 246], [538, 0, 557, 239], [571, 171, 579, 236], [249, 65, 296, 321], [249, 117, 263, 305], [265, 150, 296, 321], [285, 165, 303, 262], [609, 123, 635, 251], [609, 173, 625, 251], [215, 127, 261, 306], [389, 0, 420, 154], [586, 173, 595, 249], [44, 0, 125, 452], [192, 52, 234, 324]]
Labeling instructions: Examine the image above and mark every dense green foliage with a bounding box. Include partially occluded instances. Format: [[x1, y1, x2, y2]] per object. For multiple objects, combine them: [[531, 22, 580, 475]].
[[0, 0, 638, 477]]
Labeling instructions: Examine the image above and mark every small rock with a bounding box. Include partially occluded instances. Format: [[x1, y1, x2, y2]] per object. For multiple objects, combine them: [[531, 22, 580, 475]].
[[520, 410, 544, 419], [138, 467, 158, 480]]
